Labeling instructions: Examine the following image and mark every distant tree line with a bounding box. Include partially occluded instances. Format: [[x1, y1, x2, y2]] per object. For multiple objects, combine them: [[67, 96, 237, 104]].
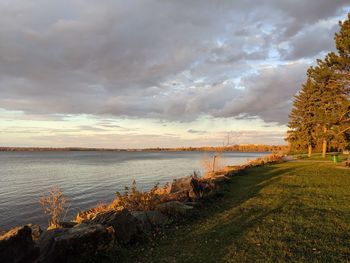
[[0, 144, 288, 153], [287, 13, 350, 157], [144, 145, 288, 152]]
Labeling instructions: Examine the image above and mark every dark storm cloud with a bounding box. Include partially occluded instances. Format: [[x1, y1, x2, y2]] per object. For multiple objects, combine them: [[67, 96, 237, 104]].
[[0, 0, 349, 124]]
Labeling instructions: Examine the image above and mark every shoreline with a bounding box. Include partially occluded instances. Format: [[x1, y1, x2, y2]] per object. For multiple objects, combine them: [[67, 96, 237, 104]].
[[0, 153, 286, 262], [0, 151, 271, 231]]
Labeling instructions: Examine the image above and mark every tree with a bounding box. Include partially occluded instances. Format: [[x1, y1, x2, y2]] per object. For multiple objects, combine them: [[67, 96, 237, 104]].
[[307, 57, 344, 157], [316, 13, 350, 156], [288, 13, 350, 157], [287, 78, 317, 157], [330, 13, 350, 145]]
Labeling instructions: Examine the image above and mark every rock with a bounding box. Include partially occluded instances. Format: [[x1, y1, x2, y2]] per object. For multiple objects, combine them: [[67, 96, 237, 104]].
[[0, 225, 39, 263], [170, 176, 192, 193], [184, 201, 198, 207], [27, 224, 42, 241], [203, 170, 228, 179], [226, 169, 239, 177], [197, 180, 218, 198], [210, 175, 230, 184], [38, 224, 114, 263], [131, 211, 169, 232], [57, 221, 78, 229], [153, 183, 171, 195], [164, 191, 191, 202], [170, 176, 207, 201], [155, 201, 193, 217], [90, 209, 143, 244], [75, 209, 98, 224]]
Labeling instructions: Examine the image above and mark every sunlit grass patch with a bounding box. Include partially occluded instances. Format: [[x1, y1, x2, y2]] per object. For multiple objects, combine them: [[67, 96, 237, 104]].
[[118, 161, 350, 262]]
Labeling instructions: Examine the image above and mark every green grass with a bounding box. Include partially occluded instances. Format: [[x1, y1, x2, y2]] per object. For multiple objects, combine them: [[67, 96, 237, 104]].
[[294, 152, 348, 162], [114, 161, 350, 262]]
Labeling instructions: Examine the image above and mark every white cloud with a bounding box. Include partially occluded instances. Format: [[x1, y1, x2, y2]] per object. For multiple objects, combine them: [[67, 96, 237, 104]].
[[0, 1, 349, 146]]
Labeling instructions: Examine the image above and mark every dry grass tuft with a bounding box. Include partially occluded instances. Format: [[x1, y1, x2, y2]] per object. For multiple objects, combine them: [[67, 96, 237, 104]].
[[108, 181, 169, 211], [247, 153, 284, 166]]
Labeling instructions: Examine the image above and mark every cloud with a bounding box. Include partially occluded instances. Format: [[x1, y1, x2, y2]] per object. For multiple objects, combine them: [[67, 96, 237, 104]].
[[3, 129, 285, 148], [187, 129, 207, 135], [0, 0, 349, 125], [211, 62, 309, 123], [281, 19, 340, 60]]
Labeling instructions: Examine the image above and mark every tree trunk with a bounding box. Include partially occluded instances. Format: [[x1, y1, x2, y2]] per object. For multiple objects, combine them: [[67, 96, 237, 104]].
[[308, 145, 312, 158], [322, 127, 328, 158], [212, 155, 217, 172], [322, 139, 327, 158]]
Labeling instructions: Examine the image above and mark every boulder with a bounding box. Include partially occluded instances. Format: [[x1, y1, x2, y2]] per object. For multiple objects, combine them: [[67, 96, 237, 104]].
[[164, 191, 191, 202], [153, 183, 171, 195], [170, 176, 192, 193], [226, 169, 239, 177], [90, 209, 143, 244], [38, 224, 114, 263], [184, 201, 198, 207], [75, 209, 97, 224], [210, 175, 230, 184], [0, 225, 39, 263], [170, 176, 207, 201], [203, 170, 228, 179], [193, 180, 217, 198], [155, 201, 193, 217], [131, 211, 169, 232], [27, 224, 42, 241], [56, 221, 78, 229]]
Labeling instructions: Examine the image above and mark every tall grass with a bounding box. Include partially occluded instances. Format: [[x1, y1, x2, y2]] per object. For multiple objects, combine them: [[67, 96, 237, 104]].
[[108, 181, 169, 211]]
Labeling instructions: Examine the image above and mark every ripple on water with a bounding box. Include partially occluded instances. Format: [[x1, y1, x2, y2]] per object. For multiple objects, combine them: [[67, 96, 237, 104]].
[[0, 151, 267, 229]]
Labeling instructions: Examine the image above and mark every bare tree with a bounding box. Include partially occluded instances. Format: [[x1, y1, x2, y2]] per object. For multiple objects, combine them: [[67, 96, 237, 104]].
[[39, 187, 69, 229]]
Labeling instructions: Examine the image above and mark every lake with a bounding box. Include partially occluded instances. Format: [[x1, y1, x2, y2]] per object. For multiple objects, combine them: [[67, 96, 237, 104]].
[[0, 151, 266, 230]]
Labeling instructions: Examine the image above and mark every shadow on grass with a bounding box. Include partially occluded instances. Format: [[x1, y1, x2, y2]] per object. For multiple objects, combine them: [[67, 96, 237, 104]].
[[109, 164, 300, 263]]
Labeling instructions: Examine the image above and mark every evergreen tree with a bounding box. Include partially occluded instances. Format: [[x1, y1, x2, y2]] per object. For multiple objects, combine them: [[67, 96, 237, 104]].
[[307, 57, 344, 157], [287, 78, 317, 157], [330, 13, 350, 145], [287, 13, 350, 157], [321, 13, 350, 154]]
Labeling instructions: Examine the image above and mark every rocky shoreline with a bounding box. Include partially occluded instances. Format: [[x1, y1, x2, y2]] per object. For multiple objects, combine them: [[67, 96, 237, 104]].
[[0, 154, 284, 263]]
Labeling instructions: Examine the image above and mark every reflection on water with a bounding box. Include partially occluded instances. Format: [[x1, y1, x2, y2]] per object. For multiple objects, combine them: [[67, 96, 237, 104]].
[[0, 151, 266, 229]]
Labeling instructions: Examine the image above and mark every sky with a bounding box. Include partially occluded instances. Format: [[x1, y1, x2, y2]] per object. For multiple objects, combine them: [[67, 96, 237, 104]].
[[0, 1, 349, 148]]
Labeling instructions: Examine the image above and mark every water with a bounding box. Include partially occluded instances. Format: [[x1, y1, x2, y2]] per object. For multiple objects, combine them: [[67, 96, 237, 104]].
[[0, 151, 266, 230]]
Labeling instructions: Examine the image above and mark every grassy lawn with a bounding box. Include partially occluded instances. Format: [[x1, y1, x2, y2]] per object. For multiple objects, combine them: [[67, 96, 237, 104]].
[[294, 153, 348, 162], [115, 161, 350, 262]]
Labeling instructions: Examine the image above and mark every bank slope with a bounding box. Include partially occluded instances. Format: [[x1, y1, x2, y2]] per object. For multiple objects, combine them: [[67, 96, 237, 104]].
[[119, 161, 350, 262]]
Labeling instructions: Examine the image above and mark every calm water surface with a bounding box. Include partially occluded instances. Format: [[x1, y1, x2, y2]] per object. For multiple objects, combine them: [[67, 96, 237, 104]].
[[0, 151, 266, 230]]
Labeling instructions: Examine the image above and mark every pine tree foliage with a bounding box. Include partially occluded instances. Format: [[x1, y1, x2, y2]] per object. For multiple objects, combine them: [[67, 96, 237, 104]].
[[287, 78, 317, 153], [287, 13, 350, 155]]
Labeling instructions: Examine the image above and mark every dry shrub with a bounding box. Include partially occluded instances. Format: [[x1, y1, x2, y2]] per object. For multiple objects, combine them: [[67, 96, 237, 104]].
[[108, 180, 168, 211], [39, 187, 69, 229], [201, 153, 224, 175], [247, 153, 284, 166], [75, 202, 108, 223], [93, 202, 108, 212], [262, 153, 284, 163]]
